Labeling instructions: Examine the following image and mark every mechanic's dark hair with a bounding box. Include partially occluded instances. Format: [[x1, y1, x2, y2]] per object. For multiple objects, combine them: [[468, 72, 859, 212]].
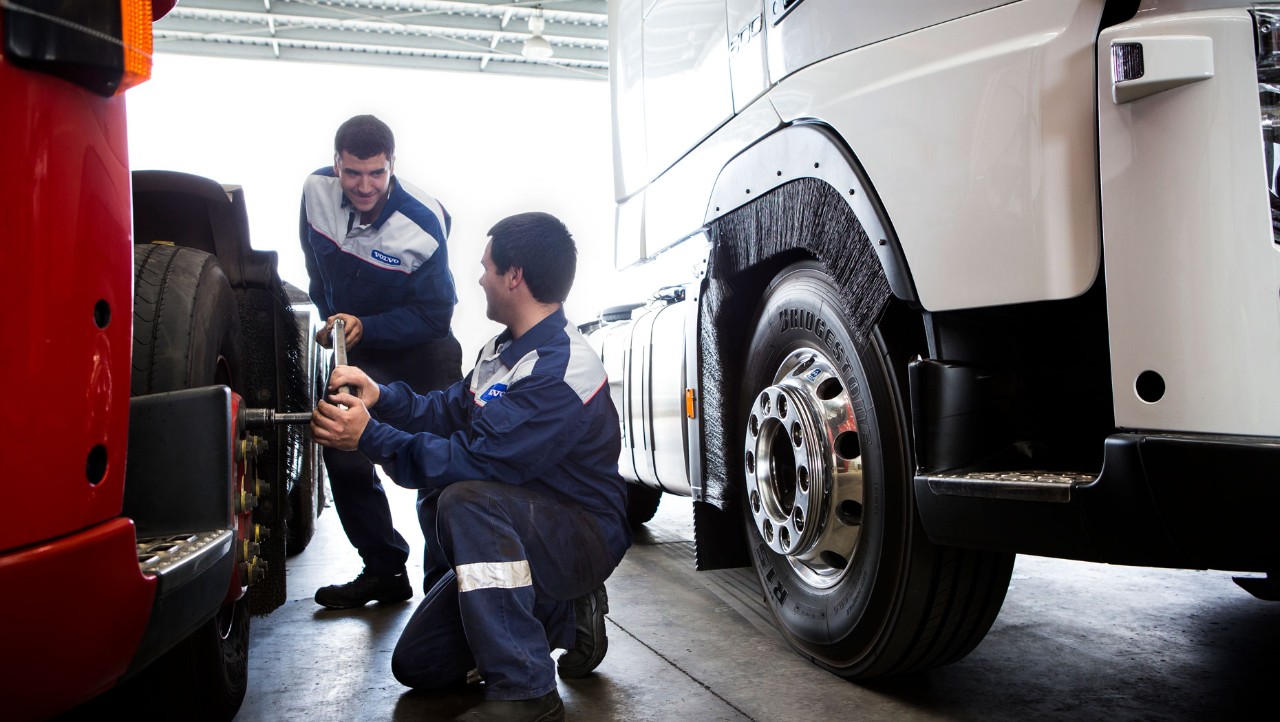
[[334, 114, 395, 160], [488, 212, 577, 304]]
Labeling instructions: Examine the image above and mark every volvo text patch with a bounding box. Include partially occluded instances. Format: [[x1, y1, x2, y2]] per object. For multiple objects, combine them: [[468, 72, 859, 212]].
[[371, 248, 402, 266]]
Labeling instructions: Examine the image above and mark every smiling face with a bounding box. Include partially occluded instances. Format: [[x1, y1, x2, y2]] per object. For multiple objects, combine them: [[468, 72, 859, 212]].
[[334, 150, 393, 216]]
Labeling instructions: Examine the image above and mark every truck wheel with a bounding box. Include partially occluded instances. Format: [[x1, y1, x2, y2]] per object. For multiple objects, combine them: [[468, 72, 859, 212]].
[[132, 243, 249, 719], [625, 483, 663, 529], [739, 261, 1013, 678], [286, 447, 321, 555], [149, 593, 250, 719], [133, 244, 242, 394], [287, 330, 328, 555]]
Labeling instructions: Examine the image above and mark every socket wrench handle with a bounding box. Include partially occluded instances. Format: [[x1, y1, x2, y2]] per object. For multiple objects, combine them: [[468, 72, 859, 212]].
[[332, 317, 350, 407]]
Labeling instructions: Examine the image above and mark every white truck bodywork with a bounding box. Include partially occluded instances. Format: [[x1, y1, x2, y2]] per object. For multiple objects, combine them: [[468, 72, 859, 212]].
[[594, 0, 1280, 679], [1099, 8, 1280, 435]]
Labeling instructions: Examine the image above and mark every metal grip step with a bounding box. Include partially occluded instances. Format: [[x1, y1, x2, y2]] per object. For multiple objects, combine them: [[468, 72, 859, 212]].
[[137, 530, 234, 594], [920, 471, 1097, 503]]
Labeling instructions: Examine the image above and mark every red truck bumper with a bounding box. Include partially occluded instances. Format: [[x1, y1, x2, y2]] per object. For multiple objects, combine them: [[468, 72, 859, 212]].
[[0, 517, 155, 721]]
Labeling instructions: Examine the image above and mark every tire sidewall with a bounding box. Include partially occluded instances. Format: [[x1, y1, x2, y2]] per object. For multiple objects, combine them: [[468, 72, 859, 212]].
[[134, 245, 243, 395], [738, 262, 909, 669], [626, 483, 664, 529], [132, 244, 250, 715]]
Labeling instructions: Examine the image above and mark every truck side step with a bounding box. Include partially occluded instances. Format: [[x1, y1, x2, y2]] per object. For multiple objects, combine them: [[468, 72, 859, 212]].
[[137, 530, 234, 597], [919, 471, 1097, 503]]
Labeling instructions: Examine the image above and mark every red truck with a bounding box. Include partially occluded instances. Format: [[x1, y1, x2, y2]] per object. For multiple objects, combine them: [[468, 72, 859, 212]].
[[0, 2, 324, 719]]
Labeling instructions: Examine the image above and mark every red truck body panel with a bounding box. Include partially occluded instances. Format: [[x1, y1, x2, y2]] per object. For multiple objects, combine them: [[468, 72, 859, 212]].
[[0, 59, 134, 551], [0, 21, 151, 721], [0, 518, 155, 720]]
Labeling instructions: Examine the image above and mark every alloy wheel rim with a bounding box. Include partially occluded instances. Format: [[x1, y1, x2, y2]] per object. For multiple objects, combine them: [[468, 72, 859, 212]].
[[744, 348, 864, 589]]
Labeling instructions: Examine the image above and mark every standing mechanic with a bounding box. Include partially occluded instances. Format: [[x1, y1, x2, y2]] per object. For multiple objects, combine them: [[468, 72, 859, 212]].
[[311, 212, 629, 722], [301, 114, 463, 609]]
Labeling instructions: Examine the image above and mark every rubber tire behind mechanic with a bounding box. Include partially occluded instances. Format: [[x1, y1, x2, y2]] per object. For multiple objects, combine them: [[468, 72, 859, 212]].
[[738, 262, 1014, 679], [283, 280, 322, 556], [625, 483, 663, 529], [130, 243, 250, 720], [286, 432, 322, 555]]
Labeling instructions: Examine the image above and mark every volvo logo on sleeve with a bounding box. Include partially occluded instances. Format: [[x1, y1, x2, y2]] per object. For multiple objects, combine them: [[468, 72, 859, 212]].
[[479, 383, 508, 403], [371, 248, 402, 266]]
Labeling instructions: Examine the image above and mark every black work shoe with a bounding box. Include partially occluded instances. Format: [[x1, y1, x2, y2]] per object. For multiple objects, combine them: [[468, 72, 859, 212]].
[[556, 584, 608, 679], [454, 690, 564, 722], [314, 569, 412, 609]]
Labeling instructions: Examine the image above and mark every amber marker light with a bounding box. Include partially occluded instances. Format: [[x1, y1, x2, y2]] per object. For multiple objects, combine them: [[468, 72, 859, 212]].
[[117, 0, 155, 94], [2, 0, 164, 96]]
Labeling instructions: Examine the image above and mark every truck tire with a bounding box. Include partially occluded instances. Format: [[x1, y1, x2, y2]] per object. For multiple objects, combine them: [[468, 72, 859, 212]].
[[738, 261, 1013, 678], [132, 243, 249, 719], [285, 281, 323, 556], [286, 447, 321, 555], [625, 483, 663, 529], [133, 243, 243, 394]]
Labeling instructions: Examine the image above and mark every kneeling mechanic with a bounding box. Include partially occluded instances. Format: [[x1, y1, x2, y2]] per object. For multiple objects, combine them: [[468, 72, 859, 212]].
[[310, 212, 631, 722]]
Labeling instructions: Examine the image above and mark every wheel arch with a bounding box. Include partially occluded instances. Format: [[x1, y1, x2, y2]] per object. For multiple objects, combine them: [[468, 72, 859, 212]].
[[705, 121, 917, 304], [693, 171, 921, 570]]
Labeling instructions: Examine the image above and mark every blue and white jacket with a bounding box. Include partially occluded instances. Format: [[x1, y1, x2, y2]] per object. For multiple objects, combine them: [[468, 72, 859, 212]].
[[358, 308, 631, 561], [300, 167, 456, 349]]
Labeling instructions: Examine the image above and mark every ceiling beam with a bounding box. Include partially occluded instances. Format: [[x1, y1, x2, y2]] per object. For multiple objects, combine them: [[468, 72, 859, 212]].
[[149, 0, 609, 80], [154, 0, 610, 80]]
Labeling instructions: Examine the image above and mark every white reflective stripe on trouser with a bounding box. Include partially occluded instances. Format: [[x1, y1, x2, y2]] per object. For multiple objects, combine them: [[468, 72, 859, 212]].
[[456, 560, 533, 592]]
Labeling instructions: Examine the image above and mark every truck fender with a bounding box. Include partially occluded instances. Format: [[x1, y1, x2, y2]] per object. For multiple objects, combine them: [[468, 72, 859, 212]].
[[705, 122, 917, 303]]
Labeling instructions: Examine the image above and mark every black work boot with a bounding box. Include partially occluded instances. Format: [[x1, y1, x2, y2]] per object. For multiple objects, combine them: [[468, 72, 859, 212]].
[[556, 584, 608, 679], [454, 690, 564, 722], [314, 568, 412, 609]]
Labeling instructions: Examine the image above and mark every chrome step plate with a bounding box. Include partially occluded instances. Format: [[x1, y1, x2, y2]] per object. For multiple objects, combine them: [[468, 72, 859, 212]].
[[922, 471, 1096, 503], [137, 530, 233, 590]]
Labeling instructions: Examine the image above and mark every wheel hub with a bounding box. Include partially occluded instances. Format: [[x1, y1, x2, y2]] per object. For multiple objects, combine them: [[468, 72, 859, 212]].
[[744, 349, 864, 588]]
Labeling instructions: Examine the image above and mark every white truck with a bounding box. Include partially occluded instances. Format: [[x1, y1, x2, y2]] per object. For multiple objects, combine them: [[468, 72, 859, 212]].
[[590, 0, 1280, 679]]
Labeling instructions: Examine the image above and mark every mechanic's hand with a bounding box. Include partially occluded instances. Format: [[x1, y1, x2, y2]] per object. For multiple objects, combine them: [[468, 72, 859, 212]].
[[328, 365, 380, 409], [311, 393, 370, 451], [315, 313, 364, 350]]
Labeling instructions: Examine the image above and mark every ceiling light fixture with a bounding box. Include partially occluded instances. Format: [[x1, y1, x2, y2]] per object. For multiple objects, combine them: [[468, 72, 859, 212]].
[[522, 10, 553, 59]]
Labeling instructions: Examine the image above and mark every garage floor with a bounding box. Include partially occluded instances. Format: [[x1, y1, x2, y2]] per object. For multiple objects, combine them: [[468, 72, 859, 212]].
[[234, 483, 1276, 720]]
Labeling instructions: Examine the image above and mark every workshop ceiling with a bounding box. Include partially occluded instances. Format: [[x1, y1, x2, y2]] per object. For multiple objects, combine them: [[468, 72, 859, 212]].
[[155, 0, 610, 81]]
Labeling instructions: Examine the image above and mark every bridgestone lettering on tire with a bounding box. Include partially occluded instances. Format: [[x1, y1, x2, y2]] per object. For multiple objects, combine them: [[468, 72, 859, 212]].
[[132, 243, 249, 720], [739, 261, 1014, 679]]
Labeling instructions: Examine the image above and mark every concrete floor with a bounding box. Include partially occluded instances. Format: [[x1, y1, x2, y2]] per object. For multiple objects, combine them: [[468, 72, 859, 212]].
[[236, 481, 1277, 721]]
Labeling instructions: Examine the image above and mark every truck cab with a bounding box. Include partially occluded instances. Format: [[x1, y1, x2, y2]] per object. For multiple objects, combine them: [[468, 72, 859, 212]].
[[595, 0, 1280, 679]]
